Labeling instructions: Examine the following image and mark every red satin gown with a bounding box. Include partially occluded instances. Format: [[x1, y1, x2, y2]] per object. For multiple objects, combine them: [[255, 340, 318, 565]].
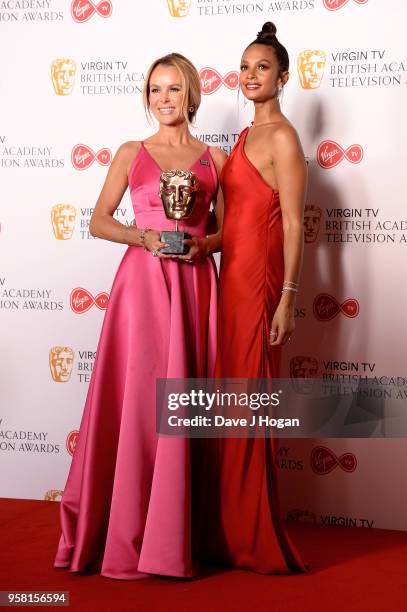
[[202, 127, 305, 574]]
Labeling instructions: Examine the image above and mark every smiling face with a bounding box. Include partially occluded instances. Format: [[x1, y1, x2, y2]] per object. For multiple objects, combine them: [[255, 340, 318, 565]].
[[148, 64, 185, 126], [239, 44, 288, 102]]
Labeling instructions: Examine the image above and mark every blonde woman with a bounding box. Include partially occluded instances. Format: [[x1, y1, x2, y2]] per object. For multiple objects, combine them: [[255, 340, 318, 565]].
[[54, 53, 226, 580]]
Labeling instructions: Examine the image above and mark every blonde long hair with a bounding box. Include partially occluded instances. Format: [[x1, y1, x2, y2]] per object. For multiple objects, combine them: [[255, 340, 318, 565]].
[[143, 53, 201, 124]]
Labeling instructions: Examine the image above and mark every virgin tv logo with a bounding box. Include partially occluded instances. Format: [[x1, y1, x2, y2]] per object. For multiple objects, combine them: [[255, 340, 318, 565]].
[[71, 144, 112, 170], [70, 288, 109, 314], [310, 445, 357, 475], [66, 430, 79, 456], [71, 0, 113, 22], [323, 0, 368, 10], [199, 68, 239, 95], [317, 140, 363, 169], [313, 294, 359, 321]]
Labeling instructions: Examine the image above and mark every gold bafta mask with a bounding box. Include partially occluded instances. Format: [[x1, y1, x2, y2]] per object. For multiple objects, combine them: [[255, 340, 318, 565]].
[[44, 489, 63, 501], [167, 0, 191, 17], [290, 356, 318, 394], [304, 205, 322, 243], [51, 58, 76, 95], [51, 204, 76, 240], [297, 50, 326, 90], [159, 170, 199, 221], [49, 346, 74, 382]]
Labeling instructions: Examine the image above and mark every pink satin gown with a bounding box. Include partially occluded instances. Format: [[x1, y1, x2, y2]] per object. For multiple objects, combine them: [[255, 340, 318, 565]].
[[54, 144, 218, 579]]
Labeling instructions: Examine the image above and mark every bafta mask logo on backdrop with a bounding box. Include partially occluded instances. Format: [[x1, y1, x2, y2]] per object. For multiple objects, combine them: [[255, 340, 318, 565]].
[[51, 204, 76, 240], [313, 294, 359, 321], [44, 490, 63, 501], [297, 50, 327, 89], [70, 287, 109, 314], [199, 68, 239, 95], [304, 205, 322, 243], [51, 58, 76, 96], [166, 0, 191, 17], [66, 430, 79, 456], [71, 144, 112, 170], [49, 346, 74, 382], [317, 140, 364, 169], [323, 0, 368, 11], [71, 0, 113, 22], [286, 509, 317, 524], [310, 445, 357, 475], [290, 356, 319, 394]]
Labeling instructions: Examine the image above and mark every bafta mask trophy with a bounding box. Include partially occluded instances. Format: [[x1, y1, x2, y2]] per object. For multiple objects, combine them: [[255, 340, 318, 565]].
[[159, 170, 199, 254]]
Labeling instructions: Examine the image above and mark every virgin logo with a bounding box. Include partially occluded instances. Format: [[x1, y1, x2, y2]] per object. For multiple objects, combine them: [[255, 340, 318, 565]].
[[323, 0, 368, 10], [199, 68, 239, 95], [71, 0, 113, 22], [70, 288, 109, 314], [71, 144, 112, 170], [66, 430, 79, 456], [317, 140, 363, 169], [311, 446, 357, 475], [313, 293, 359, 321]]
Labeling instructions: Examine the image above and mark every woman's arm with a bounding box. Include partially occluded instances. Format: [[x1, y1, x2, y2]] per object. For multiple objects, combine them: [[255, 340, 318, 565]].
[[269, 124, 307, 345], [90, 141, 168, 254], [89, 141, 140, 244]]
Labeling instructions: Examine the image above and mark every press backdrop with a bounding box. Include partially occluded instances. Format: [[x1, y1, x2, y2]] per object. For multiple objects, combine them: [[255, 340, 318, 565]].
[[1, 0, 407, 530]]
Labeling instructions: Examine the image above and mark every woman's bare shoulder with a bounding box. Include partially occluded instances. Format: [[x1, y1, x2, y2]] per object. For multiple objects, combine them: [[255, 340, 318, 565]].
[[271, 121, 302, 148], [116, 140, 141, 159], [208, 146, 228, 165], [262, 122, 304, 159], [112, 141, 142, 174]]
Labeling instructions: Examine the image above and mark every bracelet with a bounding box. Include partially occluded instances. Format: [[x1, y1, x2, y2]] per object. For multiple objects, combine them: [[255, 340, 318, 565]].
[[283, 280, 299, 287], [282, 286, 298, 293], [140, 227, 152, 251]]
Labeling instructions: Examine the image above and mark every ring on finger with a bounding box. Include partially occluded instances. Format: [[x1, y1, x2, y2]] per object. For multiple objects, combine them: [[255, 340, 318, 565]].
[[151, 249, 158, 257]]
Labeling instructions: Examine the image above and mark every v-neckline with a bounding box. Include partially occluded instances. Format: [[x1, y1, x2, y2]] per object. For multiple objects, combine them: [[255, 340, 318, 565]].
[[141, 141, 209, 173]]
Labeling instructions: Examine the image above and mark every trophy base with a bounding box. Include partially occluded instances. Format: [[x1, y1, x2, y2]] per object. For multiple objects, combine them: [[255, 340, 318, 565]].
[[160, 231, 191, 255]]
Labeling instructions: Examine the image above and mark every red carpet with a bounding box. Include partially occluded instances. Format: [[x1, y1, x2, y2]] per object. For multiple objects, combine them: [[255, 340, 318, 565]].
[[1, 498, 406, 612]]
